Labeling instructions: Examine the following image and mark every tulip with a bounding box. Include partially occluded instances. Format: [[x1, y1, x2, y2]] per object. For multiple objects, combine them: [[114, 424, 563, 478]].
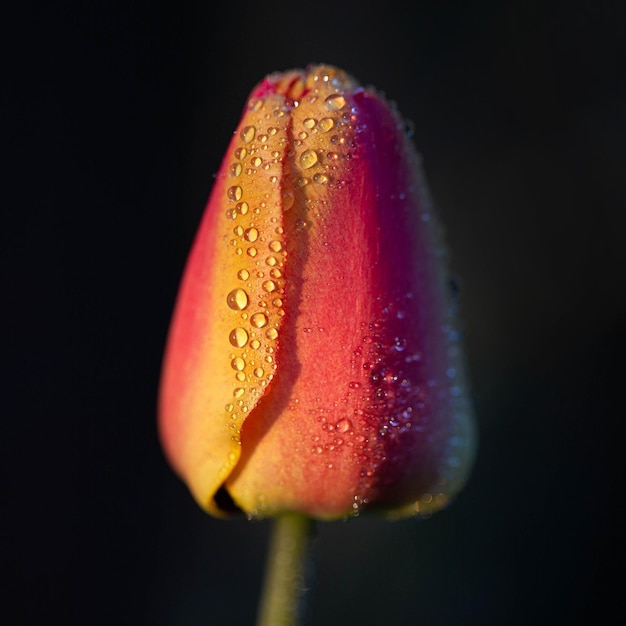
[[159, 64, 476, 521]]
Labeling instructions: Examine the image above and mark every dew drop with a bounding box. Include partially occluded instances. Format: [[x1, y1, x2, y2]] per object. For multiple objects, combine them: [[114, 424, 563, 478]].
[[298, 131, 308, 140], [270, 268, 282, 278], [246, 247, 257, 257], [231, 357, 245, 371], [229, 327, 249, 348], [336, 418, 352, 433], [249, 339, 261, 350], [248, 99, 264, 112], [266, 256, 277, 267], [244, 228, 259, 243], [324, 94, 346, 111], [303, 117, 316, 129], [251, 313, 268, 328], [281, 187, 295, 211], [254, 367, 264, 378], [300, 149, 319, 169], [227, 288, 249, 310], [269, 240, 283, 253], [393, 337, 407, 351], [235, 147, 247, 160], [233, 388, 245, 399], [318, 117, 335, 132], [272, 298, 283, 307], [262, 280, 276, 292], [237, 201, 249, 215], [237, 269, 250, 280], [230, 163, 242, 177], [225, 403, 234, 413], [252, 156, 262, 167], [313, 173, 329, 185], [228, 186, 243, 201], [240, 126, 256, 143], [266, 328, 278, 340]]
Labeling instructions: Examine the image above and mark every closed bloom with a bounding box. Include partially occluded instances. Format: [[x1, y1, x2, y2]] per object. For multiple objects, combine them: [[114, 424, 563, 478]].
[[159, 64, 476, 520]]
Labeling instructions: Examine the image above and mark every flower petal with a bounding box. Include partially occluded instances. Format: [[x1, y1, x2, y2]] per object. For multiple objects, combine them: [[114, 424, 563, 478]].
[[225, 67, 475, 519], [159, 88, 293, 515]]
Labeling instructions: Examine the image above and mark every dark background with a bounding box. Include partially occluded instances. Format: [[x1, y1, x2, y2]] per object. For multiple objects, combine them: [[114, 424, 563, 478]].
[[3, 1, 625, 624]]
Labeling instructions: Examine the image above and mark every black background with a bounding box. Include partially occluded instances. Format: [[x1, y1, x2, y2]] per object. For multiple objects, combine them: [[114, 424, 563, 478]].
[[3, 1, 625, 625]]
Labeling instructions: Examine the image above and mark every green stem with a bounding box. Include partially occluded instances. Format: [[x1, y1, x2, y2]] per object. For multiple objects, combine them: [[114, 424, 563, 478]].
[[256, 513, 315, 626]]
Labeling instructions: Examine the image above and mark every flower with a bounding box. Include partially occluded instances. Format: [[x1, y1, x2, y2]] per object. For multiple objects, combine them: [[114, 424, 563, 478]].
[[158, 64, 476, 520]]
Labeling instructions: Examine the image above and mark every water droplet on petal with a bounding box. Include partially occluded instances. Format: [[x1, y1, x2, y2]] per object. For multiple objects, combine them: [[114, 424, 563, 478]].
[[241, 126, 256, 143], [300, 149, 319, 169], [244, 228, 259, 243], [227, 288, 249, 310], [231, 357, 245, 371], [228, 186, 243, 201], [262, 280, 276, 292], [318, 117, 335, 132], [324, 94, 346, 111], [336, 418, 352, 433], [266, 328, 278, 340], [237, 269, 250, 280], [251, 313, 268, 328], [269, 240, 283, 253], [281, 187, 295, 211], [229, 327, 249, 348]]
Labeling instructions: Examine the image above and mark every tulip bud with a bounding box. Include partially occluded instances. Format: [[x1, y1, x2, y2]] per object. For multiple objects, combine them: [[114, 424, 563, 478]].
[[159, 64, 476, 520]]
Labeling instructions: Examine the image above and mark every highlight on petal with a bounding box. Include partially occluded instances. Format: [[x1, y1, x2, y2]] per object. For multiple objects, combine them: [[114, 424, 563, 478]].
[[159, 64, 476, 520]]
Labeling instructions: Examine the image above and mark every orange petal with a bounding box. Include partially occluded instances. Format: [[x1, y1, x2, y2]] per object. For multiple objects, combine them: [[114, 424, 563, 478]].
[[159, 88, 293, 515]]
